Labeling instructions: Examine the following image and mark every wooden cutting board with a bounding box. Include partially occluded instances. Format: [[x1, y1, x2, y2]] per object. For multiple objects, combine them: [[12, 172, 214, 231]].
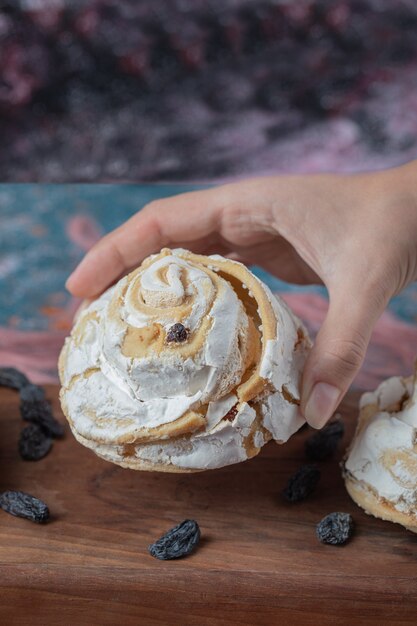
[[0, 386, 416, 625]]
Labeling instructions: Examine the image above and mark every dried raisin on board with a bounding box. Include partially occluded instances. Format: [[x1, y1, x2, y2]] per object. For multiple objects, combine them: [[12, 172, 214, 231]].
[[0, 491, 49, 523], [148, 519, 201, 560], [0, 367, 30, 391], [282, 464, 321, 503], [20, 398, 64, 439], [166, 323, 188, 343], [305, 419, 345, 461], [316, 512, 354, 546], [19, 383, 46, 403], [18, 424, 53, 461]]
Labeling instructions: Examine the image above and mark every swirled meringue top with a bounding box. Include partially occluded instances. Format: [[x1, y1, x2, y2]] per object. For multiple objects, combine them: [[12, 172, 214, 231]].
[[59, 248, 311, 471]]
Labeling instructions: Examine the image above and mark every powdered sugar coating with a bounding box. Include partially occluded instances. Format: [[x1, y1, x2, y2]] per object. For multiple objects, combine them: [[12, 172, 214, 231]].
[[59, 248, 311, 471], [345, 372, 417, 514]]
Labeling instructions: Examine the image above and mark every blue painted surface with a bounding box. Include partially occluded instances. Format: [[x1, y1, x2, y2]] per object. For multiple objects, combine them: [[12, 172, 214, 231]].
[[0, 183, 415, 330], [0, 184, 202, 330]]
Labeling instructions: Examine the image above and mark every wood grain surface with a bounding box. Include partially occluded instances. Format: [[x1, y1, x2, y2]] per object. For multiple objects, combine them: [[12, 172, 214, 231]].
[[0, 386, 416, 626]]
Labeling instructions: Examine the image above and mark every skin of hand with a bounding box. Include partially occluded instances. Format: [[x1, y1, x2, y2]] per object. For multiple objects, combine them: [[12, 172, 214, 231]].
[[66, 159, 417, 429]]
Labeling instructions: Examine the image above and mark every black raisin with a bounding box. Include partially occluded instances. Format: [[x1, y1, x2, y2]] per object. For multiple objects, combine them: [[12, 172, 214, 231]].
[[19, 383, 46, 403], [148, 519, 200, 560], [282, 464, 321, 503], [0, 367, 30, 391], [224, 406, 238, 421], [316, 512, 354, 546], [18, 424, 53, 461], [305, 419, 345, 461], [20, 398, 64, 439], [166, 323, 188, 343], [0, 491, 50, 523]]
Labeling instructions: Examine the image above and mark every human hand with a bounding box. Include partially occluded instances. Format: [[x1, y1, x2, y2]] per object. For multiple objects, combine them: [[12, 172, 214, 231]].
[[66, 160, 417, 428]]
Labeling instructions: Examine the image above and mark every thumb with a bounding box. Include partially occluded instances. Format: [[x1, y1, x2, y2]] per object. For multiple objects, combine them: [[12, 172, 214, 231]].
[[300, 283, 388, 429]]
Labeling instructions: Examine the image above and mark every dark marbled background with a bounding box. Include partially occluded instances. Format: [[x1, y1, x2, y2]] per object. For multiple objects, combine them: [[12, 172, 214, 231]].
[[1, 0, 417, 182]]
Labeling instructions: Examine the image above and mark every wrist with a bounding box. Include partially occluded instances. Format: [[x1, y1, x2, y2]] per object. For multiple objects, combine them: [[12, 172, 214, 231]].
[[347, 162, 417, 291], [374, 160, 417, 284]]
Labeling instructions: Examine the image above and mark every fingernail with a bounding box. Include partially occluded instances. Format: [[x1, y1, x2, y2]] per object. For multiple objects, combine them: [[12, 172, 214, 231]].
[[304, 382, 340, 429]]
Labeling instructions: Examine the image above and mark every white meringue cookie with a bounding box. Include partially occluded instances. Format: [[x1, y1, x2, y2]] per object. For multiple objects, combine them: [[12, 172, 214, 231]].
[[344, 366, 417, 532], [59, 248, 311, 471]]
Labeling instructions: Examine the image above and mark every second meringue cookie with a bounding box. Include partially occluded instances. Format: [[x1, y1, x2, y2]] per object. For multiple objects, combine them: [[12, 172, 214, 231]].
[[59, 248, 311, 472], [343, 365, 417, 533]]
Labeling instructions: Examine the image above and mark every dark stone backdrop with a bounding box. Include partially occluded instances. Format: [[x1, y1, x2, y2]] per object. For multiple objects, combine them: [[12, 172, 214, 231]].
[[0, 0, 416, 182]]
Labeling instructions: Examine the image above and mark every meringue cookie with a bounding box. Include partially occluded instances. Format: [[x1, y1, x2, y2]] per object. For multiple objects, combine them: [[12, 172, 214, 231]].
[[59, 248, 311, 472], [343, 365, 417, 533]]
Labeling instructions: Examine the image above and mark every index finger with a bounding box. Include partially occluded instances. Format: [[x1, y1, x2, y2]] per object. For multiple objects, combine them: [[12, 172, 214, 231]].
[[65, 187, 224, 298]]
